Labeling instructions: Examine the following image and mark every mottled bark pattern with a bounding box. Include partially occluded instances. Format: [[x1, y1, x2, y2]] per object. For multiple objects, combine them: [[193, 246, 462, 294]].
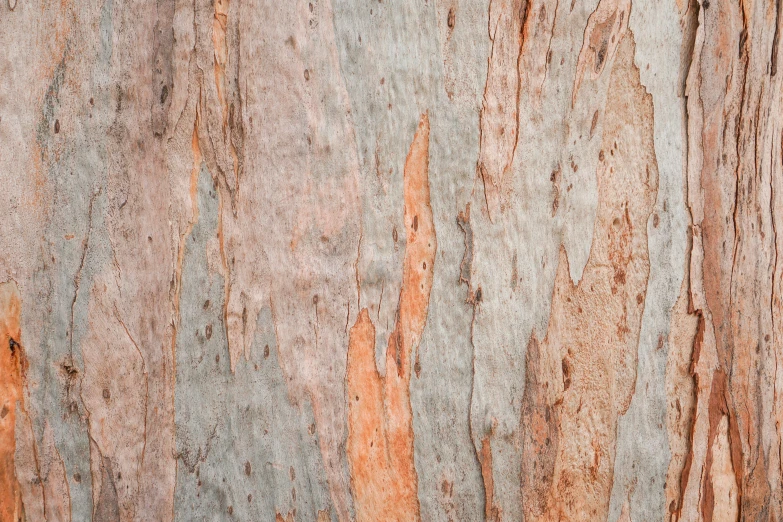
[[1, 0, 782, 520], [0, 283, 24, 521], [347, 113, 435, 521]]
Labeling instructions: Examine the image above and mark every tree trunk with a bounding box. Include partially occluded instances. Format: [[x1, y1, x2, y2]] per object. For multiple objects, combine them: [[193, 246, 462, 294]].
[[1, 0, 780, 520]]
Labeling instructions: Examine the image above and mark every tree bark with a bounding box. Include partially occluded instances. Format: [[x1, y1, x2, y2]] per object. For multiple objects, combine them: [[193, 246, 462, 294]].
[[0, 0, 780, 520]]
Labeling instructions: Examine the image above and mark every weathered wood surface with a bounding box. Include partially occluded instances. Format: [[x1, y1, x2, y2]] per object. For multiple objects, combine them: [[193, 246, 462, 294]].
[[1, 0, 782, 520]]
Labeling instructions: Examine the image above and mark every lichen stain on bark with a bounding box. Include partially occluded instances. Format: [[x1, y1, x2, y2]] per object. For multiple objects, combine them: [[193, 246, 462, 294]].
[[346, 113, 436, 521], [477, 0, 528, 221], [520, 33, 658, 521], [0, 281, 25, 522]]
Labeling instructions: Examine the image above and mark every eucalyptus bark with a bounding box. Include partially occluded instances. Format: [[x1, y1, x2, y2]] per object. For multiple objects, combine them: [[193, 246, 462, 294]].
[[1, 0, 781, 521]]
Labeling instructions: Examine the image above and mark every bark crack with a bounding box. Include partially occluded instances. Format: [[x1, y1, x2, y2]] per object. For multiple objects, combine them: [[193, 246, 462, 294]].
[[69, 188, 100, 365], [113, 303, 148, 508]]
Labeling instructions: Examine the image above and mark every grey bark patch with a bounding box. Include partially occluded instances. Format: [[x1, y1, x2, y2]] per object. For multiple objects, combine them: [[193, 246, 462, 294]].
[[23, 28, 120, 516], [174, 164, 332, 520], [608, 3, 687, 521]]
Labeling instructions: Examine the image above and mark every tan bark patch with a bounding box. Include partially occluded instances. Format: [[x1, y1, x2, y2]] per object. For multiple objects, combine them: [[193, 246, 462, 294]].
[[80, 273, 148, 521], [521, 335, 559, 521], [521, 33, 658, 521], [572, 0, 630, 106], [709, 415, 739, 522], [40, 422, 72, 522], [477, 0, 528, 220]]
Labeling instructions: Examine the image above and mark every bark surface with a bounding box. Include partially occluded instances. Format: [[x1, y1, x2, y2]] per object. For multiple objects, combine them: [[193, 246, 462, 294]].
[[1, 0, 781, 520]]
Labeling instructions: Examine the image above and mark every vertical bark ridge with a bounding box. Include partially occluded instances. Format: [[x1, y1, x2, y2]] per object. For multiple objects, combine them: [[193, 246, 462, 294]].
[[677, 0, 783, 518]]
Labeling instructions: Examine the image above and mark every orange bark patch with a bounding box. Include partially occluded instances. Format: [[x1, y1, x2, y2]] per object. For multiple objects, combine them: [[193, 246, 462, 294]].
[[0, 281, 24, 521], [346, 113, 436, 521], [521, 34, 658, 521], [479, 435, 501, 522]]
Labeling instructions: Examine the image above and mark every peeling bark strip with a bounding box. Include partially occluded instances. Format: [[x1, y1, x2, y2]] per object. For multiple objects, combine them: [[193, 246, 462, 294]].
[[477, 0, 528, 220], [676, 0, 783, 518], [571, 0, 630, 106], [665, 279, 699, 520], [0, 282, 24, 521], [347, 113, 435, 521], [213, 0, 230, 130], [521, 33, 658, 521]]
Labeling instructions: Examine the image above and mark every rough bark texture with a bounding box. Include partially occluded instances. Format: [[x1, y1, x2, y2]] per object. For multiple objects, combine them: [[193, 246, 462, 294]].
[[1, 0, 782, 520]]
